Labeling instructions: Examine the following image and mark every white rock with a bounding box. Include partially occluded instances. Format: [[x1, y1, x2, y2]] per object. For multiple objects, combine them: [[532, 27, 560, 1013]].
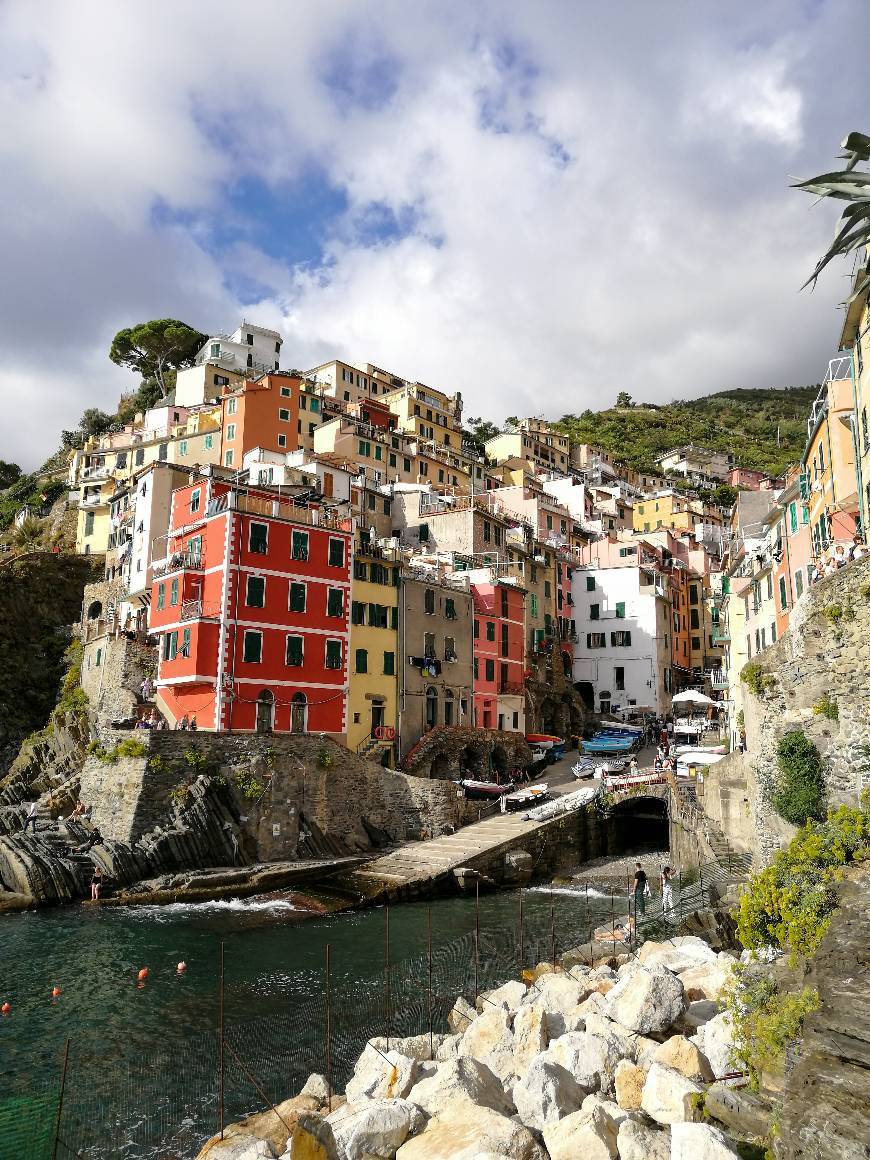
[[541, 1030, 619, 1093], [205, 1137, 275, 1160], [512, 1003, 548, 1075], [479, 979, 527, 1013], [327, 1098, 421, 1160], [633, 1035, 661, 1068], [458, 1005, 515, 1083], [671, 1121, 741, 1159], [581, 1013, 638, 1062], [653, 1035, 714, 1083], [521, 973, 586, 1014], [367, 1033, 444, 1062], [640, 1062, 703, 1125], [674, 999, 720, 1036], [448, 995, 478, 1032], [434, 1035, 461, 1062], [616, 1118, 670, 1160], [677, 956, 736, 1002], [542, 1104, 618, 1160], [690, 1012, 736, 1080], [575, 991, 610, 1020], [345, 1047, 417, 1104], [405, 1057, 513, 1117], [639, 936, 719, 974], [580, 1093, 630, 1126], [512, 1057, 585, 1130], [606, 965, 687, 1035], [299, 1073, 331, 1105], [395, 1105, 546, 1159]]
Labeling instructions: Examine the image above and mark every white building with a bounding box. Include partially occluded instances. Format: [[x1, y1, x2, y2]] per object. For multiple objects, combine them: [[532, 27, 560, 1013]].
[[571, 564, 672, 716], [194, 321, 283, 378], [242, 447, 355, 505]]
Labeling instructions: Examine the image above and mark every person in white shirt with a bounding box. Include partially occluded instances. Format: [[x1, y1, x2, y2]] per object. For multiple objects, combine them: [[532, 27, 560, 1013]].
[[23, 801, 38, 833], [851, 536, 866, 562]]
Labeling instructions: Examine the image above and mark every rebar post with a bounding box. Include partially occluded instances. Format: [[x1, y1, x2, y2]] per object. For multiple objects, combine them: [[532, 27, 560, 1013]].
[[550, 895, 557, 970], [384, 903, 391, 1049], [325, 944, 333, 1113], [218, 940, 225, 1139], [427, 905, 433, 1058], [518, 887, 524, 977], [51, 1038, 70, 1160], [610, 885, 615, 944], [474, 927, 480, 1005]]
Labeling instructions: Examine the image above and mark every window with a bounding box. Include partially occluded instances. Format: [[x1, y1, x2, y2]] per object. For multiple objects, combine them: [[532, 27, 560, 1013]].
[[424, 588, 435, 615], [779, 576, 788, 610], [224, 451, 234, 467], [368, 603, 388, 628], [615, 601, 626, 619], [691, 636, 701, 650], [281, 386, 292, 398], [486, 621, 495, 641], [328, 538, 345, 568], [170, 577, 179, 606], [327, 588, 344, 617], [483, 520, 491, 543], [690, 608, 700, 630], [611, 630, 632, 646], [249, 522, 268, 554], [795, 569, 804, 598], [354, 560, 368, 581], [444, 690, 455, 725], [358, 440, 371, 457], [162, 631, 178, 661], [135, 448, 144, 466], [424, 632, 436, 658], [445, 635, 456, 660], [615, 666, 625, 691], [210, 342, 220, 358], [243, 631, 262, 663], [226, 423, 236, 441], [246, 576, 265, 607], [285, 635, 304, 666], [418, 522, 429, 543], [403, 458, 412, 472], [156, 583, 165, 611], [530, 593, 538, 617], [590, 603, 600, 620], [425, 687, 438, 729], [279, 408, 291, 422], [485, 659, 495, 681], [587, 633, 606, 648], [277, 434, 287, 449], [383, 651, 395, 676], [586, 576, 596, 591], [473, 657, 479, 681], [500, 623, 509, 657], [84, 511, 95, 536], [445, 598, 456, 620], [766, 574, 773, 599], [292, 530, 309, 561], [95, 648, 102, 667], [226, 398, 237, 415], [544, 580, 551, 598], [178, 440, 188, 457], [355, 648, 368, 674], [473, 619, 480, 638], [325, 639, 342, 669]]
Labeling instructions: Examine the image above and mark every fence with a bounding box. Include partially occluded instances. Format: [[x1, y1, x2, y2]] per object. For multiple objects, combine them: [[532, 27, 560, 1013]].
[[11, 865, 727, 1160]]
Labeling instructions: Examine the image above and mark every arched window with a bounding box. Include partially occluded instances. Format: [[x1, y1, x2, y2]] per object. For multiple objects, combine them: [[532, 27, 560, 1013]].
[[425, 686, 438, 730], [86, 600, 103, 620], [291, 692, 307, 734], [256, 689, 274, 734]]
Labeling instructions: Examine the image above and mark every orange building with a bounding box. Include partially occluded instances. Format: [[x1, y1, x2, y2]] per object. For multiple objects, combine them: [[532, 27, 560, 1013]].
[[220, 374, 328, 468]]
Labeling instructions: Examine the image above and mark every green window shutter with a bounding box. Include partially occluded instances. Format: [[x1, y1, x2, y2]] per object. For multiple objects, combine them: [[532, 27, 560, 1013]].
[[530, 593, 538, 617], [286, 636, 303, 666], [157, 584, 165, 611], [168, 631, 178, 660], [445, 598, 456, 619], [243, 631, 262, 663], [328, 539, 345, 567], [615, 601, 625, 618], [352, 601, 365, 625], [289, 583, 307, 612], [292, 531, 309, 560], [170, 578, 179, 606], [390, 606, 399, 629], [181, 628, 191, 657], [418, 523, 429, 543], [383, 651, 395, 675], [246, 576, 265, 607], [374, 445, 382, 460], [590, 604, 599, 620], [355, 648, 368, 673], [586, 576, 595, 591], [327, 589, 344, 617], [249, 522, 268, 553]]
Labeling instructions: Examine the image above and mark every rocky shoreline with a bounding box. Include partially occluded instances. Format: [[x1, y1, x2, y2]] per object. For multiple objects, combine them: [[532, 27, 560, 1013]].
[[199, 933, 767, 1160]]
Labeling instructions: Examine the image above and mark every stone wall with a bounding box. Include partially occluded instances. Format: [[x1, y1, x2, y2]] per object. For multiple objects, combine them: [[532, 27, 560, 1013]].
[[709, 556, 870, 864], [400, 724, 532, 780]]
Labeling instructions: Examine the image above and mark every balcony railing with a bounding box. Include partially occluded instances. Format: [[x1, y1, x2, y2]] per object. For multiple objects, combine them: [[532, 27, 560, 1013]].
[[498, 681, 526, 696], [708, 670, 728, 689], [153, 550, 203, 578]]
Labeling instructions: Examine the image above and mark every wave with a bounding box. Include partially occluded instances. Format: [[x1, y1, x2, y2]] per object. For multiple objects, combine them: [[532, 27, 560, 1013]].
[[121, 897, 301, 919], [524, 885, 613, 900]]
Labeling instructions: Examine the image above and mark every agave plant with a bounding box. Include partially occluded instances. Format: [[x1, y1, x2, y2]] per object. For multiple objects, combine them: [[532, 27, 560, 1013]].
[[794, 131, 870, 295]]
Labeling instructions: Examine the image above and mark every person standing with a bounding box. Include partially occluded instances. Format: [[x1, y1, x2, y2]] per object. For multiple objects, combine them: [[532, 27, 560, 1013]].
[[661, 865, 674, 916], [633, 862, 648, 917], [23, 800, 39, 833], [91, 864, 104, 901]]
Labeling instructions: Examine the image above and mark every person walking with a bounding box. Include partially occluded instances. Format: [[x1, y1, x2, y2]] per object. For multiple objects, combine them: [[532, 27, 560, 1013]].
[[22, 800, 39, 833], [632, 862, 648, 918], [661, 865, 674, 916]]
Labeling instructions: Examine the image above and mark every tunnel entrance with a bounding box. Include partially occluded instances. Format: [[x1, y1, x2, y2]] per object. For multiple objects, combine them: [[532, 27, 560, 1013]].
[[604, 796, 669, 857]]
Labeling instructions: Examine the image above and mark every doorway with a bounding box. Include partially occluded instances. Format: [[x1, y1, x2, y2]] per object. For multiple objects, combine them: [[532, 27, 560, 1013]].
[[291, 692, 307, 734], [256, 689, 275, 733]]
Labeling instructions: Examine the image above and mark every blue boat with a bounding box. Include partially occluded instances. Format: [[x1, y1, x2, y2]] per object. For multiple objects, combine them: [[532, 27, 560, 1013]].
[[581, 738, 635, 754]]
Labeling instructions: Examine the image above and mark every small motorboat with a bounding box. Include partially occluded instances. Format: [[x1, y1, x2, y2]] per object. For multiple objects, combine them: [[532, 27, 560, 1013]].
[[581, 738, 635, 754], [572, 762, 595, 780], [504, 783, 550, 810], [675, 744, 727, 756], [460, 779, 514, 800], [526, 733, 563, 745], [599, 719, 644, 733]]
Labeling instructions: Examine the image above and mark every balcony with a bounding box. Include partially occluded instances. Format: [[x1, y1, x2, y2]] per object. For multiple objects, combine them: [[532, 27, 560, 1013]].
[[153, 550, 204, 578], [711, 627, 731, 644], [498, 681, 525, 696], [180, 599, 221, 621], [708, 669, 728, 689]]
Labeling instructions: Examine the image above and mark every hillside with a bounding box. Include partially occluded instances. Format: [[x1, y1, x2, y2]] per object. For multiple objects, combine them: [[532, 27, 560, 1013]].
[[554, 385, 819, 477]]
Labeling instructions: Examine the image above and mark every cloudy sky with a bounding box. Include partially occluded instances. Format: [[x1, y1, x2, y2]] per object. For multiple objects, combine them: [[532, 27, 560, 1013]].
[[2, 0, 868, 469]]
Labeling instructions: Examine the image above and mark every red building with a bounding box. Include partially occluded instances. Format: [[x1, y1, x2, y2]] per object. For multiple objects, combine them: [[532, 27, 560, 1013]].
[[472, 579, 526, 733], [148, 473, 352, 733]]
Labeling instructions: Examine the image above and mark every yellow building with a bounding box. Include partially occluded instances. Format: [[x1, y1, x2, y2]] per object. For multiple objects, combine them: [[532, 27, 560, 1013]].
[[348, 536, 400, 766], [801, 358, 859, 558], [839, 273, 870, 534], [632, 490, 722, 535], [485, 419, 571, 475]]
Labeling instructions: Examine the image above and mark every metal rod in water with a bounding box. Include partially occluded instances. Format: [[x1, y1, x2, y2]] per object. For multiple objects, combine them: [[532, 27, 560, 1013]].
[[550, 894, 556, 970], [218, 940, 225, 1140], [51, 1037, 71, 1160], [325, 944, 333, 1113], [385, 903, 391, 1049], [518, 887, 524, 977], [427, 905, 433, 1058]]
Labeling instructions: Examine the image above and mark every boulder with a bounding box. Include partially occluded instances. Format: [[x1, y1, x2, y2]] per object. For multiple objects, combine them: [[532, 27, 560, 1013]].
[[541, 1030, 619, 1093], [299, 1075, 331, 1106], [345, 1048, 417, 1104], [326, 1098, 422, 1160], [640, 1062, 704, 1125], [615, 1118, 670, 1160], [405, 1057, 513, 1117], [674, 999, 720, 1036], [448, 995, 478, 1033], [434, 1035, 460, 1062], [512, 1003, 548, 1075], [678, 955, 736, 1002], [288, 1113, 337, 1160], [201, 1137, 275, 1159], [653, 1035, 715, 1083], [367, 1033, 444, 1062], [704, 1081, 774, 1140], [638, 936, 719, 974], [458, 1005, 515, 1083], [521, 973, 587, 1015], [581, 1013, 638, 1062], [479, 979, 527, 1013], [395, 1105, 546, 1160], [574, 991, 610, 1020], [670, 1122, 741, 1159], [512, 1057, 585, 1130], [579, 1093, 631, 1126], [632, 1035, 661, 1069], [542, 1104, 618, 1160], [605, 965, 686, 1035], [198, 1096, 321, 1158], [690, 1012, 736, 1080], [614, 1059, 647, 1110]]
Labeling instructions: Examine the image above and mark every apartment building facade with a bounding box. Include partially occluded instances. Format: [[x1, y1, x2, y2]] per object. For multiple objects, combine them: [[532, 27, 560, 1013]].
[[470, 578, 526, 733]]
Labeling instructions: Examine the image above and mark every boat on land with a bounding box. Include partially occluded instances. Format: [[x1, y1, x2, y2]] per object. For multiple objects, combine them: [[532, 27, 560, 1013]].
[[504, 783, 550, 810], [459, 779, 514, 800], [581, 737, 636, 755], [525, 733, 563, 745], [675, 744, 727, 756], [599, 720, 644, 733]]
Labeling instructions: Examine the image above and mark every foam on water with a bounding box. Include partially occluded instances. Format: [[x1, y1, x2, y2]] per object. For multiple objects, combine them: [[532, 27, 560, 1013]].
[[525, 884, 613, 900], [121, 897, 301, 920]]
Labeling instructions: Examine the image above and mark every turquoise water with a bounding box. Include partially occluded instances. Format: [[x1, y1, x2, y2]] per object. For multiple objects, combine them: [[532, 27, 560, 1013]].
[[0, 884, 623, 1157]]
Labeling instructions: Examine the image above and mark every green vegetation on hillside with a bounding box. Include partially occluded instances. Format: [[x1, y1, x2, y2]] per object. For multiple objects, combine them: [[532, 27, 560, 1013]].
[[554, 386, 818, 477]]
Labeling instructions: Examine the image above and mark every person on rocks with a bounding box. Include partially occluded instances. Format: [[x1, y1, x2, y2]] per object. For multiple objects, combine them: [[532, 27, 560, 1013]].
[[632, 862, 648, 917], [223, 821, 241, 866], [140, 676, 153, 701], [660, 865, 674, 915], [91, 864, 104, 901], [851, 535, 866, 562], [73, 827, 103, 854], [22, 800, 39, 833]]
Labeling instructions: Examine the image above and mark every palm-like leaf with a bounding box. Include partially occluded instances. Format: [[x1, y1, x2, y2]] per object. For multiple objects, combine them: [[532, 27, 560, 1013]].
[[796, 134, 870, 287]]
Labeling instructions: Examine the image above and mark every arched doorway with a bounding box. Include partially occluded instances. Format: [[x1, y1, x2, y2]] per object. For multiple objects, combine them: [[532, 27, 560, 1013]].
[[256, 690, 275, 733], [290, 692, 307, 734], [86, 600, 103, 620], [425, 686, 438, 730], [430, 752, 451, 779]]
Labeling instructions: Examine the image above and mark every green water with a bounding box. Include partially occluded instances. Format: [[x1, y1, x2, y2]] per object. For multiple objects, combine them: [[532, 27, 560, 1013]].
[[0, 884, 623, 1158]]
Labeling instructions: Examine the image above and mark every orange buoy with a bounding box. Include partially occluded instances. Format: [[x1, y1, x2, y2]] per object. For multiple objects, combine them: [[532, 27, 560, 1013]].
[[51, 986, 61, 998], [176, 961, 187, 974], [1, 1002, 10, 1015], [137, 968, 149, 982]]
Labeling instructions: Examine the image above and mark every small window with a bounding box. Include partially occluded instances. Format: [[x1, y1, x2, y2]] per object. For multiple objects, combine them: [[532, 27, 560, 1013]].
[[226, 423, 236, 441], [286, 635, 304, 666], [289, 582, 306, 612], [170, 577, 179, 606], [226, 398, 237, 415], [292, 530, 309, 561], [445, 598, 456, 619], [615, 601, 625, 619], [135, 448, 144, 465], [418, 523, 429, 543], [279, 408, 291, 421], [610, 630, 632, 647], [530, 593, 538, 617], [424, 588, 435, 614], [281, 386, 292, 398], [486, 621, 495, 641], [327, 588, 344, 617], [586, 632, 606, 648], [224, 450, 234, 467], [156, 583, 165, 611], [162, 631, 178, 660], [779, 576, 788, 610], [328, 538, 345, 568], [204, 434, 213, 450], [586, 576, 596, 591], [590, 603, 600, 621], [243, 631, 262, 663], [179, 440, 188, 457], [249, 522, 268, 554], [246, 575, 265, 607], [355, 648, 368, 674], [384, 651, 395, 675], [485, 659, 495, 681], [325, 639, 342, 669], [277, 434, 287, 448]]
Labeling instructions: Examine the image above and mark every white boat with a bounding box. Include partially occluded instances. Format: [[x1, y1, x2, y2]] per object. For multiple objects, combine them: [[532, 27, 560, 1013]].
[[504, 783, 550, 810], [675, 744, 727, 756], [599, 719, 644, 733], [676, 752, 727, 773]]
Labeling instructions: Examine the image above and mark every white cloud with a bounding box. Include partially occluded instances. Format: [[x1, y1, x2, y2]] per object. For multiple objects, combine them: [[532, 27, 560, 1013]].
[[0, 0, 865, 468]]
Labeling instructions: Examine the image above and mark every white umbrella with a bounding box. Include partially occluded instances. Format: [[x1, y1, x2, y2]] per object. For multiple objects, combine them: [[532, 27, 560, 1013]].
[[671, 690, 715, 706]]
